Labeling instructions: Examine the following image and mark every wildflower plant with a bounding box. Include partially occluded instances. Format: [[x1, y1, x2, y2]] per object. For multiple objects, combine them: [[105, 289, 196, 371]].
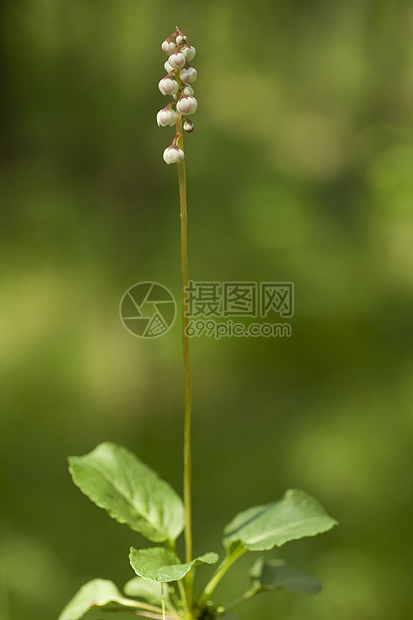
[[58, 27, 338, 620]]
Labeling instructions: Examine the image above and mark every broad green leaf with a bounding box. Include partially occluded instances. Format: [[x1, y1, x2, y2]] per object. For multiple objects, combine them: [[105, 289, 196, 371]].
[[129, 547, 219, 583], [248, 557, 322, 595], [69, 442, 184, 544], [58, 578, 142, 620], [224, 489, 338, 551], [124, 576, 173, 608]]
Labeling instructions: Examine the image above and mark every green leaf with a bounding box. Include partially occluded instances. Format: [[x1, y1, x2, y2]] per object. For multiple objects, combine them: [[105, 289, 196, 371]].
[[224, 489, 338, 551], [69, 442, 185, 544], [124, 576, 172, 608], [58, 579, 142, 620], [248, 557, 322, 595], [129, 547, 219, 583]]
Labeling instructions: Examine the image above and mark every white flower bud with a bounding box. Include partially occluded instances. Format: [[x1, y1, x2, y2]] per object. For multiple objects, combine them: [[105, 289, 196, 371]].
[[164, 60, 173, 73], [158, 77, 179, 95], [183, 85, 194, 96], [176, 34, 187, 46], [162, 40, 175, 55], [177, 96, 198, 115], [168, 53, 186, 69], [163, 146, 185, 164], [182, 45, 196, 61], [180, 66, 197, 84], [156, 108, 177, 127], [183, 120, 195, 133]]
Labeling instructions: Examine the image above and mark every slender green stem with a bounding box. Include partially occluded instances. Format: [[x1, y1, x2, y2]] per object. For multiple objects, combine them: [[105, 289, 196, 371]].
[[133, 613, 174, 620], [106, 600, 169, 615], [161, 583, 166, 620], [216, 591, 254, 614], [176, 110, 193, 613], [198, 545, 246, 605], [177, 578, 190, 613], [109, 610, 174, 620]]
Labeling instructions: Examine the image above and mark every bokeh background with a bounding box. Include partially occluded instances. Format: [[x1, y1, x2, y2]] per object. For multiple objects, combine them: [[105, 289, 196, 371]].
[[1, 1, 413, 619]]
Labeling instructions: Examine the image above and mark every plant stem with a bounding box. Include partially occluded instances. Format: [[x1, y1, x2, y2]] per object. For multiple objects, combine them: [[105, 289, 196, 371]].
[[198, 545, 246, 605], [176, 112, 193, 611], [104, 601, 169, 615], [133, 613, 175, 620], [177, 578, 190, 614], [217, 591, 254, 614]]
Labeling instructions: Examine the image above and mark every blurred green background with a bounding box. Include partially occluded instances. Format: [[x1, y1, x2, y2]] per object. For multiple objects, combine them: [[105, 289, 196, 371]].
[[1, 0, 413, 619]]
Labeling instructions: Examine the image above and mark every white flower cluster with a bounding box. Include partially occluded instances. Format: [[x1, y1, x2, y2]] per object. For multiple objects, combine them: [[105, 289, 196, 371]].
[[156, 27, 197, 164]]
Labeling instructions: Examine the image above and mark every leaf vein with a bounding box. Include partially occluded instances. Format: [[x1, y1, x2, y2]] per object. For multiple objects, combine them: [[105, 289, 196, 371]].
[[86, 460, 165, 536]]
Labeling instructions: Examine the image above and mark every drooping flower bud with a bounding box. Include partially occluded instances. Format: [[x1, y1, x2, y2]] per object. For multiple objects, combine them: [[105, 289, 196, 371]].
[[183, 120, 195, 133], [163, 145, 185, 164], [161, 40, 175, 55], [176, 34, 187, 46], [156, 108, 177, 127], [180, 67, 197, 84], [168, 53, 186, 69], [177, 96, 198, 115], [182, 85, 194, 96], [182, 45, 196, 61], [158, 77, 179, 95]]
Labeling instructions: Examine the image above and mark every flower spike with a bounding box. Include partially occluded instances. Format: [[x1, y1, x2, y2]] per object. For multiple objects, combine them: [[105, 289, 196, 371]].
[[157, 27, 197, 164]]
